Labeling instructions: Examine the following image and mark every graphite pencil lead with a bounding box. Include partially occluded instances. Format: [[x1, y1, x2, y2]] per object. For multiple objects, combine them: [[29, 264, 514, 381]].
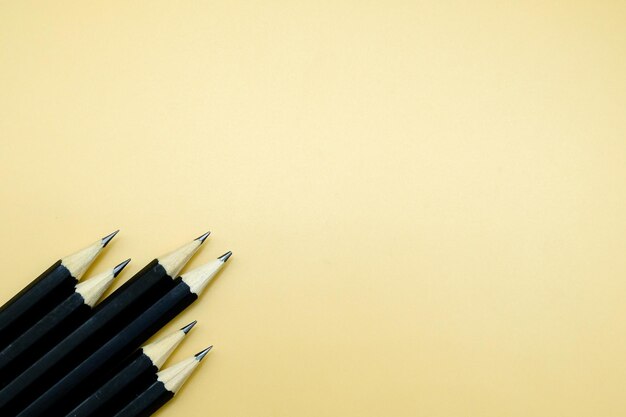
[[113, 259, 132, 277], [195, 231, 211, 244], [101, 230, 120, 248], [218, 251, 232, 262], [181, 320, 197, 334], [195, 346, 212, 361]]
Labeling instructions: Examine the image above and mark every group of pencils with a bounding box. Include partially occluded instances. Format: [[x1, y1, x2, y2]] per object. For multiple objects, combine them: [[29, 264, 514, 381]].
[[0, 230, 232, 416]]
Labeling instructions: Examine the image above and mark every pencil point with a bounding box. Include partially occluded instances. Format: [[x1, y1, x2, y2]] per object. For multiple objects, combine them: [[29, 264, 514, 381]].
[[101, 230, 120, 247], [218, 251, 232, 262], [181, 320, 198, 334], [195, 231, 211, 244], [113, 259, 132, 277], [195, 346, 212, 361]]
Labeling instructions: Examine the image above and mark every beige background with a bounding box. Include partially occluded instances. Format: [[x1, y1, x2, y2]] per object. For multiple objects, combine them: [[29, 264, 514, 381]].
[[1, 1, 626, 416]]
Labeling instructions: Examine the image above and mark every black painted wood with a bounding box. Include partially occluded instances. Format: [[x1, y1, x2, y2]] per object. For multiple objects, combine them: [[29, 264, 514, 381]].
[[0, 292, 92, 389], [66, 351, 158, 417], [19, 280, 197, 416], [0, 261, 77, 351], [0, 259, 179, 415], [111, 380, 174, 417]]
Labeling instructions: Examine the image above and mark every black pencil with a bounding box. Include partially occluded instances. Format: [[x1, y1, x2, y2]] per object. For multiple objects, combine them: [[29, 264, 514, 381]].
[[0, 233, 210, 415], [0, 231, 118, 350], [15, 252, 231, 417], [111, 347, 211, 417], [66, 320, 196, 417], [0, 259, 130, 389]]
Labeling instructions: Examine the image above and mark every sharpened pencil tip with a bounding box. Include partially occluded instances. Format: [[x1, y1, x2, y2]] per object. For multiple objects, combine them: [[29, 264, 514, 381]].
[[195, 346, 212, 361], [101, 230, 120, 247], [113, 259, 132, 277], [181, 320, 198, 334], [218, 251, 232, 262], [195, 231, 211, 244]]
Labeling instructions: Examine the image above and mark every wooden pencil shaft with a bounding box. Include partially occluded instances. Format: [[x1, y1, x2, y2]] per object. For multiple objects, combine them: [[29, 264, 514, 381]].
[[14, 281, 197, 416], [92, 235, 205, 317], [68, 324, 193, 417], [0, 293, 91, 389], [92, 260, 174, 315], [0, 233, 115, 350], [109, 351, 209, 417], [0, 261, 76, 350], [66, 353, 157, 417], [0, 260, 176, 414], [111, 381, 173, 417]]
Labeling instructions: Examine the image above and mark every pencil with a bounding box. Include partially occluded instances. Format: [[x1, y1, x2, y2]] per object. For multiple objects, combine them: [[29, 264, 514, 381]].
[[94, 231, 210, 316], [0, 231, 118, 350], [15, 252, 231, 417], [0, 233, 210, 415], [110, 347, 212, 417], [66, 320, 196, 417], [0, 259, 130, 389]]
